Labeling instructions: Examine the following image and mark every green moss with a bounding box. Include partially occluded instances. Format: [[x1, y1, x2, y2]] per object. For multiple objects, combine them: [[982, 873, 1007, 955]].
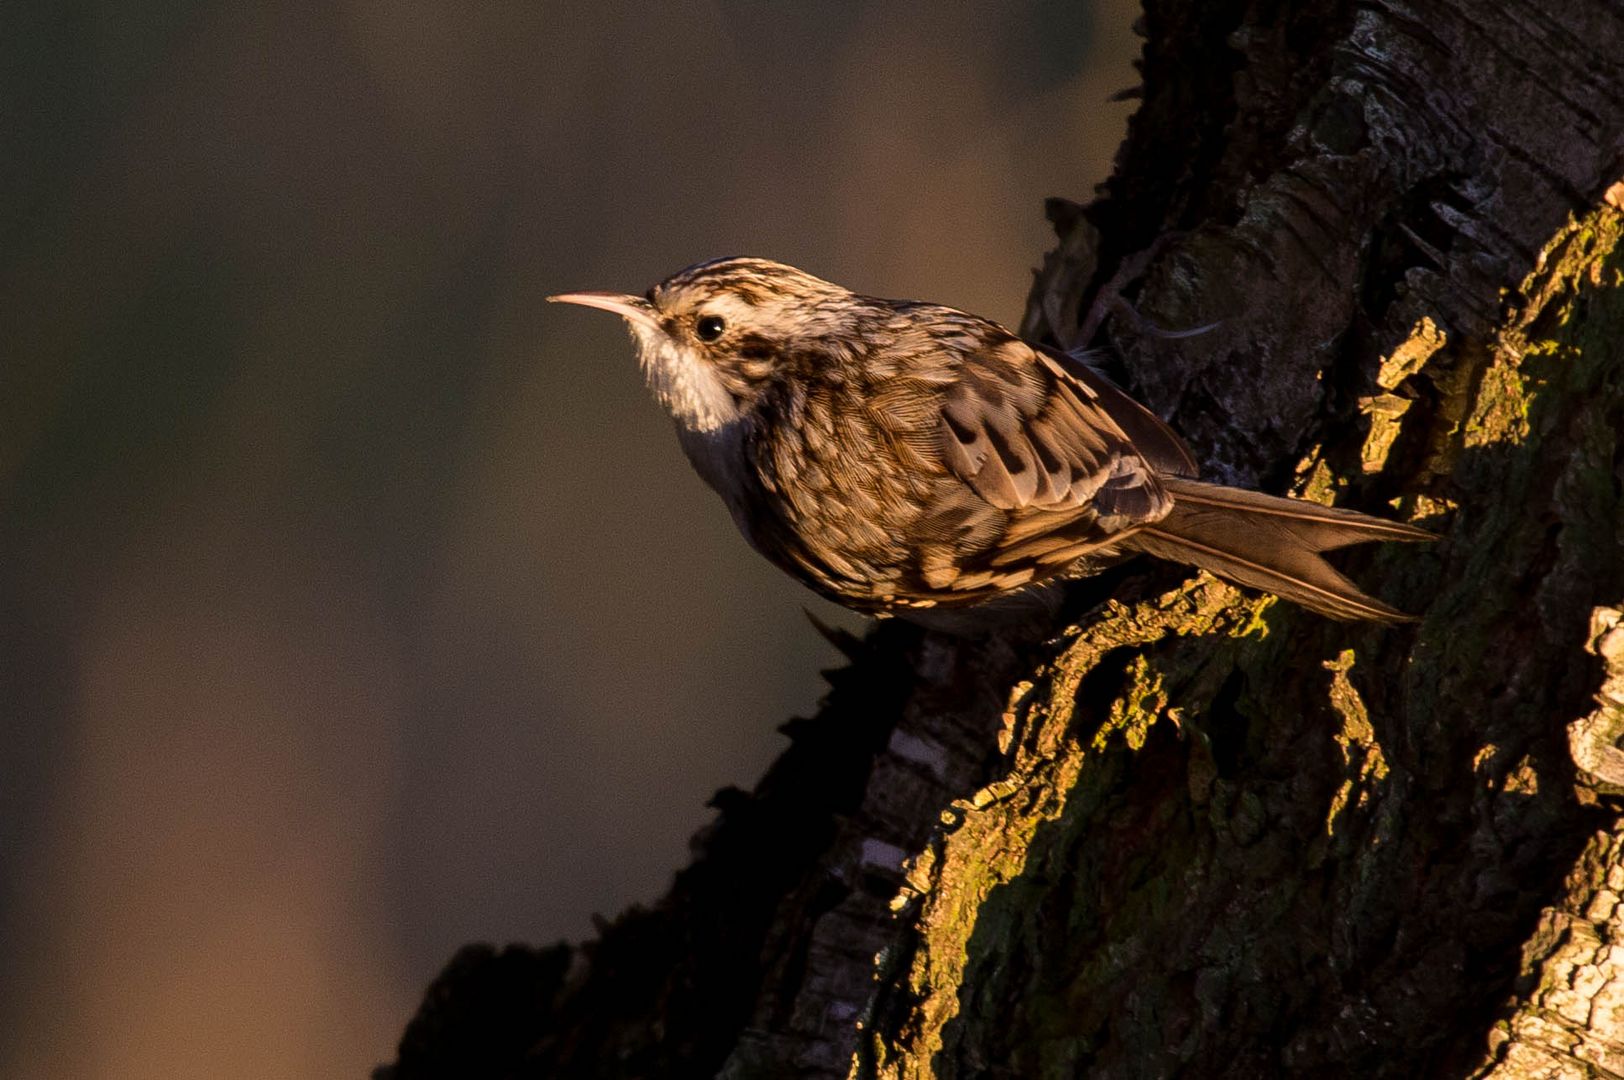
[[1102, 657, 1166, 752], [1322, 649, 1388, 837], [872, 583, 1268, 1079]]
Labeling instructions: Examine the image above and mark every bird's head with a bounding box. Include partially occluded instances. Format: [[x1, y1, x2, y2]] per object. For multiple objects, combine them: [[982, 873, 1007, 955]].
[[550, 257, 860, 432]]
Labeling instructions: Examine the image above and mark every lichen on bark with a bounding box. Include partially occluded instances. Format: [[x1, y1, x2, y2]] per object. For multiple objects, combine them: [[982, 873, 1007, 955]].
[[1477, 606, 1624, 1078]]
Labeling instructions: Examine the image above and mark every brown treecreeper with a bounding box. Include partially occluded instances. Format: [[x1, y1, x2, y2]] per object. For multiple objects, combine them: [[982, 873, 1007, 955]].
[[551, 257, 1431, 628]]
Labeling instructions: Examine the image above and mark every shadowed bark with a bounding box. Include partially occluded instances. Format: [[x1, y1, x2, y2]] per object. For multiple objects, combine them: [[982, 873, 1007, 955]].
[[380, 0, 1624, 1076]]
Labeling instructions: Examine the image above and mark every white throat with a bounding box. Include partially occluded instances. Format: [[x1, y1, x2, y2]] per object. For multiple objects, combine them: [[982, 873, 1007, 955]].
[[629, 323, 741, 433]]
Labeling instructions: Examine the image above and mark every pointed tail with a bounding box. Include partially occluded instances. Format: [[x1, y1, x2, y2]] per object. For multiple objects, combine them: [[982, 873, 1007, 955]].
[[1123, 478, 1434, 621]]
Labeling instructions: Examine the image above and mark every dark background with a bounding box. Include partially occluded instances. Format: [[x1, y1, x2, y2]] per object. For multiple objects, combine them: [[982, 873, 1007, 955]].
[[0, 2, 1134, 1074]]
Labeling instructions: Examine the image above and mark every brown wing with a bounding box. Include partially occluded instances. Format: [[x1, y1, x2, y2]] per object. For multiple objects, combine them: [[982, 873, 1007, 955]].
[[731, 319, 1195, 616], [899, 335, 1187, 606], [1037, 345, 1199, 479], [937, 338, 1176, 524]]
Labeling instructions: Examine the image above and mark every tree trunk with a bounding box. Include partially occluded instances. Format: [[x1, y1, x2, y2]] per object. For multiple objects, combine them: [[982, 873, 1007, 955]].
[[380, 1, 1624, 1076]]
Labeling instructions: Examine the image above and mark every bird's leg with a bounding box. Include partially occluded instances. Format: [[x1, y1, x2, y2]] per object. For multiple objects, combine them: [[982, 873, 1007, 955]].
[[1072, 232, 1220, 349]]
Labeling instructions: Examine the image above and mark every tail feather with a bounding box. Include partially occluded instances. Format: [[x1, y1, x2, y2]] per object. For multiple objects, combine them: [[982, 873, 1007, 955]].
[[1125, 478, 1433, 621]]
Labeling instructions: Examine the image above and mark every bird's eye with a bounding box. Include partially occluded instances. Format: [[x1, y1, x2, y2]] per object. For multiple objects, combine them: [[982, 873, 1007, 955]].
[[695, 315, 726, 342]]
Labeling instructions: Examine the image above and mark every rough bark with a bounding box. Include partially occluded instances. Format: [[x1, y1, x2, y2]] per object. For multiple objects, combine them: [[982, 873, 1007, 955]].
[[380, 0, 1624, 1076]]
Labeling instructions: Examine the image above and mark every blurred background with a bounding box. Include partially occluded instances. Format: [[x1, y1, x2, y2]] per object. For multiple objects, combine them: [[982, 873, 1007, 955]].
[[0, 2, 1137, 1076]]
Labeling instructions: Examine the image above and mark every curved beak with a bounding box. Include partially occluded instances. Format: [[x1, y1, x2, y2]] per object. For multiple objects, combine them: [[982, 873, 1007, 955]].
[[546, 291, 660, 332]]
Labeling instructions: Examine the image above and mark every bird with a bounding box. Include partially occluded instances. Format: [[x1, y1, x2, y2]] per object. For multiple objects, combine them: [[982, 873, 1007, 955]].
[[549, 257, 1432, 629]]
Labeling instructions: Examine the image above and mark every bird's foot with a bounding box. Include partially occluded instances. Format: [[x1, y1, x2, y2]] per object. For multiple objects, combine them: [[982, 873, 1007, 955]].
[[1074, 231, 1221, 348]]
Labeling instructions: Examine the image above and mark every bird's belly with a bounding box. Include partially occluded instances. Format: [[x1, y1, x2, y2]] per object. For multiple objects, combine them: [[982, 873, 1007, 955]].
[[751, 479, 999, 614], [679, 421, 1100, 617]]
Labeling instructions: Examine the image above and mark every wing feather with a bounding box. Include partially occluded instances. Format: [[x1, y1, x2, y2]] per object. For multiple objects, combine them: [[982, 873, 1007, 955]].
[[1039, 346, 1199, 478], [740, 312, 1200, 615], [938, 338, 1181, 521]]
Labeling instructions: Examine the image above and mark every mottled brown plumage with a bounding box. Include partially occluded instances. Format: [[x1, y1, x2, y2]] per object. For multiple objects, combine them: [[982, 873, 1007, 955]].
[[550, 257, 1432, 626]]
